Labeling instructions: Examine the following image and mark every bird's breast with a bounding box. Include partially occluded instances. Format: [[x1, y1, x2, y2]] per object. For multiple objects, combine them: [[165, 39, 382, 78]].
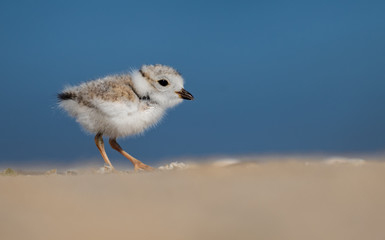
[[107, 104, 164, 137]]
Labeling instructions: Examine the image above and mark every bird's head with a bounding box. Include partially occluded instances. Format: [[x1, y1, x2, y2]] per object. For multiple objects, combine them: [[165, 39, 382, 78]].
[[134, 64, 194, 108]]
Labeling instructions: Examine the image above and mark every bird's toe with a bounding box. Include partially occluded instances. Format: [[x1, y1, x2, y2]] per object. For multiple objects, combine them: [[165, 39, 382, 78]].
[[134, 163, 154, 172]]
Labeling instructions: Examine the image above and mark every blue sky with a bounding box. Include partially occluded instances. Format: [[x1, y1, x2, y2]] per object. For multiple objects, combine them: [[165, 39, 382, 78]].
[[1, 1, 385, 166]]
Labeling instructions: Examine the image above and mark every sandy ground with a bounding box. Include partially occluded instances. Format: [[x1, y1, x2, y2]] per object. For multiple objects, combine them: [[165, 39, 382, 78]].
[[1, 158, 385, 240]]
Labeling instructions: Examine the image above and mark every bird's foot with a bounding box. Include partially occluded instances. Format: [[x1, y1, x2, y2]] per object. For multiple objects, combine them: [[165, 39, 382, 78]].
[[97, 165, 117, 174], [134, 162, 154, 172]]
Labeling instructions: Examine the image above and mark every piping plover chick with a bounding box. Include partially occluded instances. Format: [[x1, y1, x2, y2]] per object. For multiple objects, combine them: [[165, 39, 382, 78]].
[[58, 64, 194, 171]]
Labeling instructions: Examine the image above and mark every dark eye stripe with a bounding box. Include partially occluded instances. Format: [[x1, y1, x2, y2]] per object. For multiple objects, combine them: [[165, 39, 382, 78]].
[[158, 79, 169, 86]]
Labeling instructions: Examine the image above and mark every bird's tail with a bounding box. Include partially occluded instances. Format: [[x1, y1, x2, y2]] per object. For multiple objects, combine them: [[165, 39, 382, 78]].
[[57, 92, 76, 101]]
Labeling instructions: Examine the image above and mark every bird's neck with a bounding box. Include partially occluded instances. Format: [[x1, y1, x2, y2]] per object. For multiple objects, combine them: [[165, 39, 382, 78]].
[[131, 70, 153, 100]]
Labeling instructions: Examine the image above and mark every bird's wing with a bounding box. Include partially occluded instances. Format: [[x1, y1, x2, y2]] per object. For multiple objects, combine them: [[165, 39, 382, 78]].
[[90, 98, 139, 118], [81, 77, 140, 117]]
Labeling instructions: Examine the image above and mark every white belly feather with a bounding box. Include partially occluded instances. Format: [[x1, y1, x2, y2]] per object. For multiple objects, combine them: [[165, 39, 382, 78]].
[[60, 99, 165, 138]]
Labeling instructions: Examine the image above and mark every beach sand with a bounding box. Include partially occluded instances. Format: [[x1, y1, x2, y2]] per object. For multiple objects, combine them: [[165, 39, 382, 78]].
[[1, 158, 385, 240]]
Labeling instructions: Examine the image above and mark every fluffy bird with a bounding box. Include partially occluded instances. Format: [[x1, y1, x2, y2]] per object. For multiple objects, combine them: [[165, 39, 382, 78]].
[[58, 64, 194, 171]]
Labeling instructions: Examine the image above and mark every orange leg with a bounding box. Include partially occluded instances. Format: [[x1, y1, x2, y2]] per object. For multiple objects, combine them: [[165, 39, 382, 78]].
[[109, 138, 153, 171], [94, 133, 114, 170]]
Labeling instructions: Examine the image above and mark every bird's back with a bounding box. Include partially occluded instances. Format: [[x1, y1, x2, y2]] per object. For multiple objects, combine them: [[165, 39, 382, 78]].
[[59, 74, 137, 106]]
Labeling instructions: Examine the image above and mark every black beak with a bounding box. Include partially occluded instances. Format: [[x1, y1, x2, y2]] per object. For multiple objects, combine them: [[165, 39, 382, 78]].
[[176, 88, 194, 100]]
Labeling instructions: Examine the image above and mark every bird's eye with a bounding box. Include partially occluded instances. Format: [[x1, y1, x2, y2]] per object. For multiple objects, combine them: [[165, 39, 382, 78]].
[[158, 79, 169, 87]]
